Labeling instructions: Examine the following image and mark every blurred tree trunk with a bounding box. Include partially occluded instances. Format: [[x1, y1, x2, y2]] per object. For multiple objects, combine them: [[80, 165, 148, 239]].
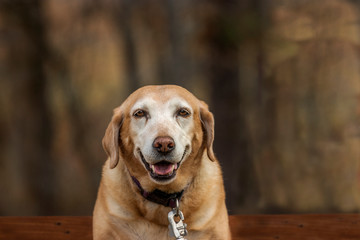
[[114, 0, 141, 92], [251, 0, 360, 212], [87, 0, 141, 92], [108, 0, 192, 88], [206, 0, 257, 214], [49, 57, 97, 215], [0, 0, 55, 215], [96, 0, 198, 90]]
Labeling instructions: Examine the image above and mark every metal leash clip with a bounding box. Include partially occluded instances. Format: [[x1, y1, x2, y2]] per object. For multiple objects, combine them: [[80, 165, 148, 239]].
[[168, 199, 188, 240]]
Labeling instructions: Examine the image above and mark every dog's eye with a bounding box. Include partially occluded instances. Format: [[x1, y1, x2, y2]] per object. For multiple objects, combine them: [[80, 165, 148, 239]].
[[177, 108, 190, 117], [133, 109, 147, 118]]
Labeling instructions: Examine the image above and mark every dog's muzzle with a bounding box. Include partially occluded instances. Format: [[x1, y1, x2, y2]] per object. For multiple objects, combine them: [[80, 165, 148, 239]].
[[138, 146, 188, 182]]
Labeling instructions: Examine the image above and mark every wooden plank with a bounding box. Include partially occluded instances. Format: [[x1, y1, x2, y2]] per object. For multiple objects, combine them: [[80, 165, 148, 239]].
[[0, 217, 92, 240], [0, 215, 359, 239], [229, 214, 360, 240]]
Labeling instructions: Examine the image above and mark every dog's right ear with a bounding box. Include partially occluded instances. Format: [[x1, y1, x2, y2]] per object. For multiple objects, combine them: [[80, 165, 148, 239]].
[[102, 107, 124, 169]]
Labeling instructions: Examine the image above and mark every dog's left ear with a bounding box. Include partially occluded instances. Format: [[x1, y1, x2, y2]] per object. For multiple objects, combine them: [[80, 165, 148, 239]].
[[102, 107, 124, 169], [199, 101, 216, 162]]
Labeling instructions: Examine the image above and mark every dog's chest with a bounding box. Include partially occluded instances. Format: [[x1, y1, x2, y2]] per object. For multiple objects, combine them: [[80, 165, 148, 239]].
[[128, 221, 171, 240], [125, 219, 206, 240]]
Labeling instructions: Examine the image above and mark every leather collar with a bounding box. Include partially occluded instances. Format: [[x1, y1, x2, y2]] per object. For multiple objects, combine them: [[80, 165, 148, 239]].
[[131, 175, 184, 208]]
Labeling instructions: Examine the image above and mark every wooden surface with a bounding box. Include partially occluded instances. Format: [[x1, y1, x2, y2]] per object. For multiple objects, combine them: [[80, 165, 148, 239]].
[[0, 216, 92, 240], [229, 215, 360, 240], [0, 214, 359, 240]]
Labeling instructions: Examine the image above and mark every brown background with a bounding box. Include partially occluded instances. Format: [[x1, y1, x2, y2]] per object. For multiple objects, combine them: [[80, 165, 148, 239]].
[[1, 0, 360, 215]]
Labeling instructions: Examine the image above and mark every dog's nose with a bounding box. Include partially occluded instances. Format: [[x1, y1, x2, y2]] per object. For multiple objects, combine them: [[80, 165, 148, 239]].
[[153, 136, 175, 154]]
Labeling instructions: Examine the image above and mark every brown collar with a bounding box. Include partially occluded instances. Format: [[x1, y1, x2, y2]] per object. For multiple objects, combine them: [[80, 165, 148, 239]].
[[131, 176, 184, 208]]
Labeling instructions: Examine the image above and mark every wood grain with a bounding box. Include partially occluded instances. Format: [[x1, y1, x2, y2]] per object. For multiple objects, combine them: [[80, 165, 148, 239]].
[[0, 215, 359, 240], [0, 217, 92, 240], [229, 215, 360, 240]]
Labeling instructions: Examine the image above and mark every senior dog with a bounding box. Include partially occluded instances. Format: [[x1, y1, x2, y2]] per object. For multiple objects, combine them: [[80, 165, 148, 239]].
[[93, 85, 231, 240]]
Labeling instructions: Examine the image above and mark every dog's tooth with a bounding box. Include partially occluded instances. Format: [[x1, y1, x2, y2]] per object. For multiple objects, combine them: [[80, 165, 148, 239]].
[[151, 164, 155, 173], [174, 163, 178, 170]]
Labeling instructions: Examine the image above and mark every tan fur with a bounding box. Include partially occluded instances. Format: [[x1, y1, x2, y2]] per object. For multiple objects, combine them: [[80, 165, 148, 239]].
[[93, 85, 231, 240]]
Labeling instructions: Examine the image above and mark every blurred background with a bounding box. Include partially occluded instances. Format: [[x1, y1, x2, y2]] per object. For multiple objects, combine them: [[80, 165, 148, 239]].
[[1, 0, 360, 216]]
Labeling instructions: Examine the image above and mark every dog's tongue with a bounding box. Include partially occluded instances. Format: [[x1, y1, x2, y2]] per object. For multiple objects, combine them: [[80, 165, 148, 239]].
[[152, 162, 175, 175]]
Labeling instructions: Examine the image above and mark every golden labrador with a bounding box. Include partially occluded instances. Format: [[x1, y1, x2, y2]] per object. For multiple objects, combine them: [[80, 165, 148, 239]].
[[93, 85, 231, 240]]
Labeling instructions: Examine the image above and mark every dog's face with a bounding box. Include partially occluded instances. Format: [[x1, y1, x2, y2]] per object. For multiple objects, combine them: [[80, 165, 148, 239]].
[[103, 85, 215, 188], [130, 93, 195, 183]]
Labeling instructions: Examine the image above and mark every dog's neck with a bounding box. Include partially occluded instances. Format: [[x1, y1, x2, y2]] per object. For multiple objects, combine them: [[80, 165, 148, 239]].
[[130, 175, 184, 208]]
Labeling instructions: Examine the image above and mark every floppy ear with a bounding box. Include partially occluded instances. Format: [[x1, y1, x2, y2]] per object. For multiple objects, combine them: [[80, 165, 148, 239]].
[[199, 101, 216, 162], [102, 107, 124, 169]]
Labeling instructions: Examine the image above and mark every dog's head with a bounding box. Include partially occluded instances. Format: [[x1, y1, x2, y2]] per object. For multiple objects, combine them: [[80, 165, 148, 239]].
[[102, 85, 215, 187]]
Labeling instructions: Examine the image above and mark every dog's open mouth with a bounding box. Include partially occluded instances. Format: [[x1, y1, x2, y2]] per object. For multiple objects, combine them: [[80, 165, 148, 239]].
[[150, 161, 178, 175], [139, 151, 185, 181]]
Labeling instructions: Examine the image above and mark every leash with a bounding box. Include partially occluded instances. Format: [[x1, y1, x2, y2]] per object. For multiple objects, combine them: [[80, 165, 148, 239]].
[[131, 175, 188, 239]]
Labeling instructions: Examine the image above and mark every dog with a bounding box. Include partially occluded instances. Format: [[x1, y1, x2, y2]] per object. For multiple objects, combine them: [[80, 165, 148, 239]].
[[93, 85, 231, 240]]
